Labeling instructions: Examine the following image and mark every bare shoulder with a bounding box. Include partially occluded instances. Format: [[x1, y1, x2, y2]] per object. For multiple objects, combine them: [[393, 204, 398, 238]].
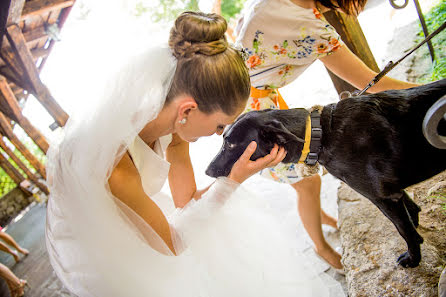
[[108, 152, 141, 200]]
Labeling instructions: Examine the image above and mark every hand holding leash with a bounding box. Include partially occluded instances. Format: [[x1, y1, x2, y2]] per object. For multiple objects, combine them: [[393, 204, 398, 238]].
[[228, 142, 286, 183]]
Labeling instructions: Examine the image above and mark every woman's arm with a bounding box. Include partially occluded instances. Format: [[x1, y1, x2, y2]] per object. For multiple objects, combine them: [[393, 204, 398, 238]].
[[167, 136, 287, 207], [166, 134, 202, 208], [320, 45, 419, 94], [108, 153, 176, 254]]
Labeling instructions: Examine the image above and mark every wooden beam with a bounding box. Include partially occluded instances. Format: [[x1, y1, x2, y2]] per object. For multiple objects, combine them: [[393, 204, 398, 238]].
[[323, 11, 380, 94], [0, 136, 48, 193], [6, 0, 25, 26], [21, 0, 75, 20], [0, 113, 46, 178], [0, 63, 24, 89], [0, 75, 49, 152], [0, 47, 50, 68], [6, 24, 68, 126], [0, 150, 25, 184], [22, 25, 47, 43]]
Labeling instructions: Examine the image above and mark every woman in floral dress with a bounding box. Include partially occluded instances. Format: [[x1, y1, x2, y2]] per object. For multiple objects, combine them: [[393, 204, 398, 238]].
[[236, 0, 419, 270]]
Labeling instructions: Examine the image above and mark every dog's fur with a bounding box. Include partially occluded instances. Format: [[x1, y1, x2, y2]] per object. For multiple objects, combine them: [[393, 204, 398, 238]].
[[206, 79, 446, 268]]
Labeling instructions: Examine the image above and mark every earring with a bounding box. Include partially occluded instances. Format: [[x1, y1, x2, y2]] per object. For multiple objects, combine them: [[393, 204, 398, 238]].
[[179, 118, 187, 124]]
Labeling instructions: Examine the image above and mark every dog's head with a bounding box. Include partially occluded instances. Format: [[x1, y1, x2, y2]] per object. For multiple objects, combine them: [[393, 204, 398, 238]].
[[206, 109, 307, 178]]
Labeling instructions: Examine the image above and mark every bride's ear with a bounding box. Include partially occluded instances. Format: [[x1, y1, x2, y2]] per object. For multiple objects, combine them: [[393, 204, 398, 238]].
[[177, 96, 198, 120]]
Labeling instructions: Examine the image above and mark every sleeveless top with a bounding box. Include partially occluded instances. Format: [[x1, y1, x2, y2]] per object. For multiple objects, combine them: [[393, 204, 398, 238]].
[[127, 134, 172, 196]]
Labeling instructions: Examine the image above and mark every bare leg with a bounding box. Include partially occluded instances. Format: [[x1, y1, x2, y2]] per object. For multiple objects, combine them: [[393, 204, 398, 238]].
[[0, 263, 26, 297], [0, 232, 29, 255], [292, 174, 342, 269], [0, 241, 20, 262], [321, 209, 338, 229]]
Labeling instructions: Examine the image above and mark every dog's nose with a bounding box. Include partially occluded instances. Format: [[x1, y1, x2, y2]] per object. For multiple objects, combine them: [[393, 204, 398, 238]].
[[205, 166, 216, 177]]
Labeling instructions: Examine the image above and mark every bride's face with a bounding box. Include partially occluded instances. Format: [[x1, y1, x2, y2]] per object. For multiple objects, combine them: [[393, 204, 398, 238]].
[[177, 107, 243, 143]]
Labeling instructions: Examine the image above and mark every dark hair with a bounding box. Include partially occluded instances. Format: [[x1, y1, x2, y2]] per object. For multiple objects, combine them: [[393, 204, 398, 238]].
[[317, 0, 367, 15], [167, 11, 250, 115]]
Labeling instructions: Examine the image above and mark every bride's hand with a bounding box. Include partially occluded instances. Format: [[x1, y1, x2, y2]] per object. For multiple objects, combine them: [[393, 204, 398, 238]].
[[228, 142, 286, 184]]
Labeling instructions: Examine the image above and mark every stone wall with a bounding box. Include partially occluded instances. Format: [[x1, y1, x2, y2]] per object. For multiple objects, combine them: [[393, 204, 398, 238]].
[[338, 171, 446, 297], [0, 187, 34, 227]]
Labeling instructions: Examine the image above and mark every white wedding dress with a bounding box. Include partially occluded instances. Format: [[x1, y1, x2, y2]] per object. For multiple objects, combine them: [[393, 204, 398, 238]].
[[45, 46, 345, 297]]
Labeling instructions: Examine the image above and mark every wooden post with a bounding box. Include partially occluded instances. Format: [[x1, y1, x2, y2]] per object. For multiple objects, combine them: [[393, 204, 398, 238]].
[[323, 11, 380, 94], [0, 75, 49, 152], [20, 0, 75, 20], [0, 136, 49, 194], [5, 24, 68, 127], [0, 150, 25, 184], [0, 113, 46, 178]]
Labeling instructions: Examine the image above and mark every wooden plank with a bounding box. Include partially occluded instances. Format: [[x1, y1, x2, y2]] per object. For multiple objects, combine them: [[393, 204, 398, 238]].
[[323, 11, 380, 95], [1, 0, 12, 50], [6, 0, 25, 25], [21, 0, 75, 20], [0, 64, 24, 89], [22, 25, 47, 43], [0, 113, 46, 178], [0, 75, 21, 120], [0, 76, 49, 152], [0, 150, 25, 184], [0, 136, 49, 194], [6, 25, 68, 126]]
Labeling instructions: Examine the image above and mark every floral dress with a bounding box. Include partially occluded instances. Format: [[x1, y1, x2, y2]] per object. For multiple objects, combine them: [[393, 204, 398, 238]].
[[236, 0, 344, 184]]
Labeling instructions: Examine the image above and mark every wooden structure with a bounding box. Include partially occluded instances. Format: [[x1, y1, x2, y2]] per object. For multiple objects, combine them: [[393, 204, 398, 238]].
[[323, 11, 380, 94], [0, 0, 74, 195]]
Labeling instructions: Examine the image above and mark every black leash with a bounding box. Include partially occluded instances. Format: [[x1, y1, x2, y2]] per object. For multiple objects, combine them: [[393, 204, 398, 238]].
[[356, 20, 446, 96]]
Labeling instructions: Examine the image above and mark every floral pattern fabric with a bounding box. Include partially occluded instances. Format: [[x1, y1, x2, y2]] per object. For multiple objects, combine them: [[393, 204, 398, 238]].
[[237, 0, 339, 183], [237, 0, 343, 90]]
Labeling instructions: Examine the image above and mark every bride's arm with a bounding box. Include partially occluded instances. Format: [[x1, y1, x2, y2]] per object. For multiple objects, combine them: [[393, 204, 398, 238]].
[[167, 136, 287, 208], [166, 134, 215, 207], [108, 152, 176, 254]]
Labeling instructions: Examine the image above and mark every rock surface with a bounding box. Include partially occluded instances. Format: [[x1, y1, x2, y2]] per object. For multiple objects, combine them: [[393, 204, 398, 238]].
[[338, 171, 446, 296]]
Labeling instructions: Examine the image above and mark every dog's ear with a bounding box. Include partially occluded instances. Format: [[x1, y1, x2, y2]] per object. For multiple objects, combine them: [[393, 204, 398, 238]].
[[260, 120, 305, 145]]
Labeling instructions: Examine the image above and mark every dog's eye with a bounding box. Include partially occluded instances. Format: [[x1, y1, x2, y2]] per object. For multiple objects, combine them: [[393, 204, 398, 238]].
[[226, 142, 236, 149]]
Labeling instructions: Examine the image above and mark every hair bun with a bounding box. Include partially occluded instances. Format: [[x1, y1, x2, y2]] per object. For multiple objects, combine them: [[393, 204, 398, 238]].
[[169, 11, 228, 59]]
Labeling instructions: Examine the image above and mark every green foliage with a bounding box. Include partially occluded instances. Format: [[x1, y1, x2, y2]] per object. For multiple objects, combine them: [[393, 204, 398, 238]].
[[221, 0, 246, 21], [416, 0, 446, 82], [0, 167, 16, 197], [0, 129, 46, 197], [428, 190, 446, 214], [136, 0, 199, 22], [136, 0, 246, 23]]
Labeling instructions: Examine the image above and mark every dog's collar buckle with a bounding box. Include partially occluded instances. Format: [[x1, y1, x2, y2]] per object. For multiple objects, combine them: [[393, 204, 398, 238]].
[[305, 152, 319, 165], [311, 127, 322, 140]]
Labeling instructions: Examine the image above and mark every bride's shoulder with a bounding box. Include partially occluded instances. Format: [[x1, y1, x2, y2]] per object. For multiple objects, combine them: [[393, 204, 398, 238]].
[[108, 152, 140, 192]]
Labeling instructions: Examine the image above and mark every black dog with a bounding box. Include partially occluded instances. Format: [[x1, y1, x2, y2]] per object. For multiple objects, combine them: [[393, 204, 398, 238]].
[[206, 79, 446, 268]]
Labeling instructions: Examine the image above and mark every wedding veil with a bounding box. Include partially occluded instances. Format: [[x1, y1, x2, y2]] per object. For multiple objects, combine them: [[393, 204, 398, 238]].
[[45, 46, 182, 297]]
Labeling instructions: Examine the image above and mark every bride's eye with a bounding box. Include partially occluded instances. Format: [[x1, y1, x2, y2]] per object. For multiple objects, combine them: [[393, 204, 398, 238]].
[[217, 125, 225, 131]]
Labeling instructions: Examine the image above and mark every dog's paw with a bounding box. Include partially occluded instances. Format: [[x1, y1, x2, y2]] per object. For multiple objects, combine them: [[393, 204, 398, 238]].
[[397, 252, 420, 268]]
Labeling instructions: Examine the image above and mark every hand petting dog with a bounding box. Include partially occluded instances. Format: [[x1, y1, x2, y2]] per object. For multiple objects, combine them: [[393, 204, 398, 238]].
[[228, 142, 287, 184]]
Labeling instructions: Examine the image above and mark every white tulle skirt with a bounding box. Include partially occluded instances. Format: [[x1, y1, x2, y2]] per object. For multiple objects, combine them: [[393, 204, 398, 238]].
[[47, 177, 344, 297]]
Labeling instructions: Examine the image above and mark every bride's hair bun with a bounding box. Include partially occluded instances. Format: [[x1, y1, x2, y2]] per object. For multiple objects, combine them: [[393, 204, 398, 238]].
[[169, 11, 228, 59]]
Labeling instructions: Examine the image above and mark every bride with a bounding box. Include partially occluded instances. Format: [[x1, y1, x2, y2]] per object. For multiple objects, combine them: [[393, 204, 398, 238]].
[[46, 11, 345, 297]]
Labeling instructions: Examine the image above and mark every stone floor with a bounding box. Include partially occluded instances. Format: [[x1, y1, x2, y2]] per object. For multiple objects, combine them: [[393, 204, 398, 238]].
[[0, 203, 74, 297]]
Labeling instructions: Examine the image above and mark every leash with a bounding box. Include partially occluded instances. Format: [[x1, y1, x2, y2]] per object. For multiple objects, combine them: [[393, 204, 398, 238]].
[[356, 20, 446, 96]]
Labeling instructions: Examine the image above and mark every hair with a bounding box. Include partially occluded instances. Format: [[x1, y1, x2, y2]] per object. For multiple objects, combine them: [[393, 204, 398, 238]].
[[316, 0, 368, 15], [167, 11, 250, 115]]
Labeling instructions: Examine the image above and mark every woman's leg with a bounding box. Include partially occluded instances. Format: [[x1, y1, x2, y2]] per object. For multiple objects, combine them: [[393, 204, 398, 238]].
[[0, 232, 29, 255], [0, 241, 20, 262], [291, 174, 342, 269], [0, 263, 26, 297]]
